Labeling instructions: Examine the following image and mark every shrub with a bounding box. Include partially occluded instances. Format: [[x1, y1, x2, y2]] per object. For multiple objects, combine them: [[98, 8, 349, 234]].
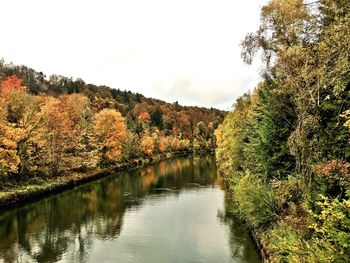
[[232, 173, 277, 229], [310, 195, 350, 262]]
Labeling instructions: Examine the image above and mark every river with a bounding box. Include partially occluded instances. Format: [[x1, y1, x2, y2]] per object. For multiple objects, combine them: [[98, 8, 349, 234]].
[[0, 155, 260, 263]]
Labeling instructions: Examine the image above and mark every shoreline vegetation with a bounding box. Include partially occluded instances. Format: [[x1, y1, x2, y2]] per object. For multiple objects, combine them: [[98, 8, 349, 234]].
[[1, 1, 349, 262], [0, 150, 214, 210], [0, 61, 225, 210], [216, 0, 350, 262]]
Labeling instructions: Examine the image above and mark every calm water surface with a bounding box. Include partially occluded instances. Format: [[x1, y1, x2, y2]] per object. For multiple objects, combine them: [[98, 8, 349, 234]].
[[0, 155, 260, 263]]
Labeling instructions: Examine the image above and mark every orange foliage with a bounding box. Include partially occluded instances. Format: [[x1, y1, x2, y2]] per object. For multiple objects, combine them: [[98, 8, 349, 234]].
[[0, 99, 25, 174], [138, 112, 151, 123], [0, 75, 23, 98], [59, 94, 91, 135], [314, 160, 350, 194], [34, 96, 77, 174], [94, 109, 126, 162], [140, 133, 155, 156], [174, 113, 192, 138], [158, 137, 166, 153], [169, 136, 180, 150], [314, 160, 350, 177]]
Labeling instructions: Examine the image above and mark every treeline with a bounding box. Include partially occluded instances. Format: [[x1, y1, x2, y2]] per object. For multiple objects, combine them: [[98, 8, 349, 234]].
[[216, 0, 349, 262], [0, 61, 225, 179]]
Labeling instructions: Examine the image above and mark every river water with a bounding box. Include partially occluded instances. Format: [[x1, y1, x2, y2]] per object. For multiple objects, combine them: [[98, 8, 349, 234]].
[[0, 155, 260, 263]]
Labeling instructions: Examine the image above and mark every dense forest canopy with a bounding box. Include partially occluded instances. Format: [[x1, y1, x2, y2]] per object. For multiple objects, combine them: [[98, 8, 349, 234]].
[[0, 59, 225, 178], [216, 0, 350, 262]]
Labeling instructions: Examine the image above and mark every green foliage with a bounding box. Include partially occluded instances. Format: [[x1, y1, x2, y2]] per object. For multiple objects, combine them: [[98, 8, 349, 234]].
[[122, 131, 142, 161], [245, 83, 296, 181], [264, 222, 334, 263], [273, 175, 307, 212], [232, 173, 277, 229], [216, 0, 350, 261], [310, 195, 350, 262], [150, 107, 163, 130], [215, 93, 251, 174]]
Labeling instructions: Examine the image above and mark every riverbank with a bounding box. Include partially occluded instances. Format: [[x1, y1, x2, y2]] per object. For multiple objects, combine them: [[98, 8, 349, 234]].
[[0, 154, 260, 263], [0, 150, 214, 210], [221, 174, 269, 262]]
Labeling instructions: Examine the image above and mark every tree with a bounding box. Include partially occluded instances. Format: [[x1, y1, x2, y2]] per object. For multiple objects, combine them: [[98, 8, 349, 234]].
[[139, 133, 155, 157], [93, 109, 126, 164], [215, 1, 350, 261], [241, 0, 316, 66], [0, 75, 23, 98], [0, 75, 29, 176], [6, 89, 42, 175], [122, 130, 141, 160], [59, 94, 94, 169], [138, 112, 151, 123], [0, 99, 25, 175], [33, 96, 77, 176], [215, 93, 252, 173], [150, 107, 163, 129], [244, 83, 296, 181]]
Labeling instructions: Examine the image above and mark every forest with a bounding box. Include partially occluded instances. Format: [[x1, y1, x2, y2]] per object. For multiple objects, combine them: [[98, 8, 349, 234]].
[[215, 0, 349, 261], [0, 59, 225, 195]]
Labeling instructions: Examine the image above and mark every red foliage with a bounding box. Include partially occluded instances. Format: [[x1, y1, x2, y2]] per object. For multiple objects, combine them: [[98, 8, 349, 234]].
[[0, 75, 23, 98], [314, 160, 350, 196], [138, 112, 151, 122], [314, 160, 350, 177]]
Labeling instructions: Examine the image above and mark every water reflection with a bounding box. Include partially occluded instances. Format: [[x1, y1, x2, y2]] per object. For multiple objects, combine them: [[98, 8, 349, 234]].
[[0, 155, 260, 263]]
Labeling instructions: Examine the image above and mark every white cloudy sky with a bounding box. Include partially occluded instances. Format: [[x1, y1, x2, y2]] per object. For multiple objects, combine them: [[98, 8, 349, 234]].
[[0, 0, 267, 110]]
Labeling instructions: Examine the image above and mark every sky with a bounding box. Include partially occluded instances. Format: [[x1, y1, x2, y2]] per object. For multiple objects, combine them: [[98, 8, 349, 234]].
[[0, 0, 267, 110]]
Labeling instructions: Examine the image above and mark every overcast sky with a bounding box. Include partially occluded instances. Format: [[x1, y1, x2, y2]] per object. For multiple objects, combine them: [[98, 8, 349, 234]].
[[0, 0, 267, 110]]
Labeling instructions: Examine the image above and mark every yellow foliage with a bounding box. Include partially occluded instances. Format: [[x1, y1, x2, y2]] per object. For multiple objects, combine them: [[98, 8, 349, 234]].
[[140, 133, 155, 157], [0, 99, 26, 174], [94, 109, 126, 162], [342, 109, 350, 133]]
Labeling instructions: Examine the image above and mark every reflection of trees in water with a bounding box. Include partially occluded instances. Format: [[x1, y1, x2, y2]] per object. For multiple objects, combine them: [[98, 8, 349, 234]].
[[0, 184, 126, 263], [217, 193, 261, 263], [0, 155, 218, 263]]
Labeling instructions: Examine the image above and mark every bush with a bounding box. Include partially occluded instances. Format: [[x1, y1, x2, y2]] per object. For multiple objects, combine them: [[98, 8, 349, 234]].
[[232, 173, 277, 229], [263, 222, 332, 263], [272, 175, 306, 213], [310, 195, 350, 262]]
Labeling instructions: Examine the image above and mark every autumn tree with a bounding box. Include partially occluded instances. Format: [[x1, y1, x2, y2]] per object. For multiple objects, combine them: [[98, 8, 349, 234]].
[[33, 96, 78, 175], [122, 130, 142, 160], [138, 112, 151, 123], [93, 109, 126, 164], [158, 135, 169, 153], [241, 0, 316, 66], [6, 89, 42, 175], [0, 75, 28, 176], [168, 136, 180, 151], [0, 75, 23, 98], [0, 60, 225, 178], [179, 138, 190, 151], [139, 133, 155, 157], [0, 99, 25, 176], [137, 111, 151, 133], [59, 94, 93, 169]]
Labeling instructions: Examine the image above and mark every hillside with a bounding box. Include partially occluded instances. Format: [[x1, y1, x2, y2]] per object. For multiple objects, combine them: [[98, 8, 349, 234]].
[[0, 60, 225, 179]]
